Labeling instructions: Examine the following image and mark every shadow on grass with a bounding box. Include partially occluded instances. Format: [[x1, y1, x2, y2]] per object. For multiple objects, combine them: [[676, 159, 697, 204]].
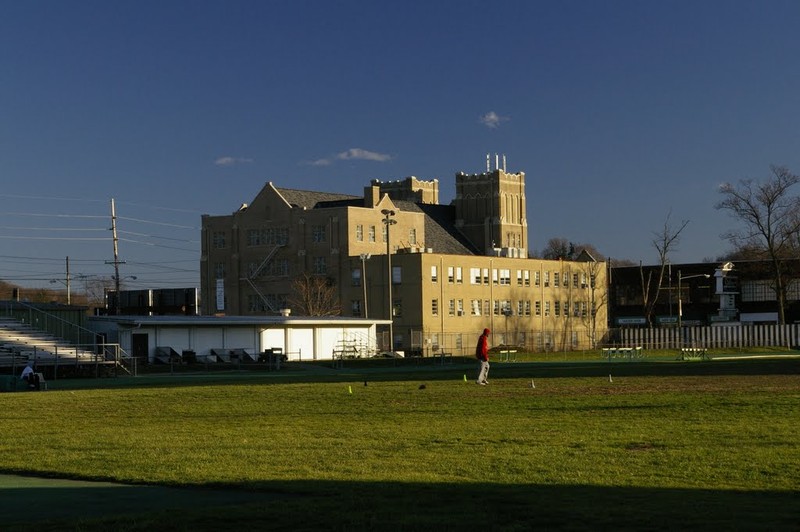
[[5, 358, 798, 393], [2, 476, 797, 531]]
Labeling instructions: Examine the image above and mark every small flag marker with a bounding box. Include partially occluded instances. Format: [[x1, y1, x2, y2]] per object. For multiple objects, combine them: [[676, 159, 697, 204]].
[[530, 379, 535, 389], [608, 374, 613, 383], [348, 385, 353, 394], [463, 374, 467, 382]]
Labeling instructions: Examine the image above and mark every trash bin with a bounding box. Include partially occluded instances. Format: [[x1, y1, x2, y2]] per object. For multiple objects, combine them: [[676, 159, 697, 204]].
[[182, 350, 196, 364]]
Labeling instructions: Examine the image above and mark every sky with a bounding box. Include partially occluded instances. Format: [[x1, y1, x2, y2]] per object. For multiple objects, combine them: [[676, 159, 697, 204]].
[[2, 0, 800, 290]]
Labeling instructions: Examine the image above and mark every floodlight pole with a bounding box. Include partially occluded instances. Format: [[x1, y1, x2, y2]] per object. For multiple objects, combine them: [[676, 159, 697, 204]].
[[381, 209, 396, 353], [360, 253, 371, 319]]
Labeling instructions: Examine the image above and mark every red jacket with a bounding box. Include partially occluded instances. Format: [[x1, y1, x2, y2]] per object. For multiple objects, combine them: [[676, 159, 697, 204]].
[[475, 328, 490, 361]]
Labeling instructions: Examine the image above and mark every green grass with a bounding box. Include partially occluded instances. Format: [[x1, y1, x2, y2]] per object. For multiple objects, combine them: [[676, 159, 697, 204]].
[[1, 359, 798, 530]]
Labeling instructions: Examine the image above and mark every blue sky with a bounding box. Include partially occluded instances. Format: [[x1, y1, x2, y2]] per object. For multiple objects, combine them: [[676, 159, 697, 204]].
[[2, 1, 800, 289]]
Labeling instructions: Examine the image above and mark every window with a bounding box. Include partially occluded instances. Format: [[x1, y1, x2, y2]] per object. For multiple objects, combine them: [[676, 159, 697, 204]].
[[492, 269, 499, 285], [554, 272, 560, 288], [544, 272, 550, 287], [517, 300, 524, 316], [265, 259, 289, 277], [535, 301, 541, 316], [356, 224, 363, 242], [393, 299, 402, 317], [471, 268, 481, 285], [517, 270, 523, 286], [534, 271, 541, 286], [456, 267, 463, 284], [369, 225, 376, 242], [392, 266, 402, 284], [581, 301, 587, 317], [214, 262, 225, 279], [524, 300, 531, 316], [448, 266, 454, 283], [499, 269, 510, 285], [493, 300, 501, 315], [313, 256, 327, 275], [457, 299, 464, 316], [471, 299, 481, 316], [432, 299, 439, 316], [409, 228, 417, 245], [351, 268, 362, 286], [351, 300, 361, 317], [449, 299, 456, 316], [212, 231, 226, 249], [544, 301, 550, 317], [581, 273, 588, 288], [483, 268, 489, 285], [573, 273, 579, 288], [247, 229, 262, 246], [382, 224, 388, 243], [247, 228, 289, 246], [431, 266, 438, 283], [574, 302, 580, 317], [484, 300, 490, 316], [554, 301, 561, 316], [312, 225, 326, 243], [524, 270, 530, 287]]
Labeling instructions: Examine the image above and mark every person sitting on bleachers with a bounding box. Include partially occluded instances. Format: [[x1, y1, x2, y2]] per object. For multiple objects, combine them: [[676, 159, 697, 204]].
[[20, 364, 40, 390]]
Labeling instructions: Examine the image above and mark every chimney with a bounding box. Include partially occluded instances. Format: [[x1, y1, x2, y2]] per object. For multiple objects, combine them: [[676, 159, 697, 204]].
[[364, 185, 381, 208]]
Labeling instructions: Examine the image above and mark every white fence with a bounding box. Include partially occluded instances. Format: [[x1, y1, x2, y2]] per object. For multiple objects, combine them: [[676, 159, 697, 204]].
[[613, 325, 800, 350]]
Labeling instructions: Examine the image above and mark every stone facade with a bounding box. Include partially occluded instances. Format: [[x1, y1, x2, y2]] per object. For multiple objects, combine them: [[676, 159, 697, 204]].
[[200, 169, 608, 354]]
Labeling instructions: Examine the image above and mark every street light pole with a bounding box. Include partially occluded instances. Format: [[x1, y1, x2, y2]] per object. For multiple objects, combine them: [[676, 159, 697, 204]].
[[359, 253, 371, 319], [381, 209, 396, 353], [677, 270, 711, 330]]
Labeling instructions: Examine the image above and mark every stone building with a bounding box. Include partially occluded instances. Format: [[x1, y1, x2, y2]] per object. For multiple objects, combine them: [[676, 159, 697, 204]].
[[200, 165, 608, 355]]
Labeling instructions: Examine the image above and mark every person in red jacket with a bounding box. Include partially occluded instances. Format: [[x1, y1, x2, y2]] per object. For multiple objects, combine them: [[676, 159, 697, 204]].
[[475, 328, 491, 385]]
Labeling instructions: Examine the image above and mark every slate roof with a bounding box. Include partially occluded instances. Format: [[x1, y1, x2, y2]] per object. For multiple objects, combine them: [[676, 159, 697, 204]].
[[393, 201, 479, 256], [274, 187, 478, 256], [274, 187, 360, 209]]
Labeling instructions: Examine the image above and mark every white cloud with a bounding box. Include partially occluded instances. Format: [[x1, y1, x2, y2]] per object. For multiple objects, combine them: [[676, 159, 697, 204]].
[[336, 148, 392, 162], [479, 111, 509, 129], [215, 156, 253, 167], [304, 148, 392, 166]]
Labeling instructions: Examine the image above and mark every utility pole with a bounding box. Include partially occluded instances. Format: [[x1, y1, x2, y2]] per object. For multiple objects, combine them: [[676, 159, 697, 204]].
[[106, 198, 125, 315], [65, 256, 71, 305]]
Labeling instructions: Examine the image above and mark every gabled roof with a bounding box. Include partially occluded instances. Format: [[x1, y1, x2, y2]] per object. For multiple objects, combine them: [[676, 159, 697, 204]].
[[395, 201, 479, 256], [274, 187, 360, 209], [273, 186, 478, 256]]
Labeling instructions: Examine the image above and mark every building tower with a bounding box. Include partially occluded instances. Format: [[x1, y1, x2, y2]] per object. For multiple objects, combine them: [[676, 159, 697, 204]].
[[454, 155, 527, 257]]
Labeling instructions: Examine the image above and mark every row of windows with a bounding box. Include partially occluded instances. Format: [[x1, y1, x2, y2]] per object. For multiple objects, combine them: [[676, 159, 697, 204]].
[[430, 266, 593, 288], [355, 224, 417, 245], [213, 223, 420, 249], [351, 266, 402, 286], [431, 299, 590, 318], [350, 299, 402, 317], [215, 257, 327, 279], [350, 296, 590, 318], [247, 293, 288, 312]]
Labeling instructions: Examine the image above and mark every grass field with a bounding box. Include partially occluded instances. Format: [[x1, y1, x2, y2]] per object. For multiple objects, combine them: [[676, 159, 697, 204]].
[[1, 357, 798, 530]]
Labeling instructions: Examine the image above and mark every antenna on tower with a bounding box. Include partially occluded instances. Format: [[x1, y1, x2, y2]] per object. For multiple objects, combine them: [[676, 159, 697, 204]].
[[503, 154, 507, 172], [486, 153, 490, 173], [495, 153, 499, 171]]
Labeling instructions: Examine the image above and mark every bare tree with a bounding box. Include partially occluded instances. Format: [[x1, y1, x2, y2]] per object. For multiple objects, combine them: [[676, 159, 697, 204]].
[[716, 165, 800, 324], [579, 259, 608, 348], [287, 273, 341, 316], [640, 212, 689, 326], [541, 237, 573, 260]]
